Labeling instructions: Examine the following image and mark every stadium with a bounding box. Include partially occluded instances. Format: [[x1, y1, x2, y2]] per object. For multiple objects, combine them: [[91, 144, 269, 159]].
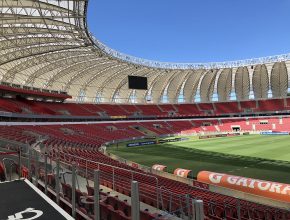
[[0, 0, 290, 220]]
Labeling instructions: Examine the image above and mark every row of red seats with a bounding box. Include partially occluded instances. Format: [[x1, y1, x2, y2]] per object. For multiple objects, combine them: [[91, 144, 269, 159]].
[[1, 117, 290, 150], [61, 183, 157, 220], [36, 165, 163, 220], [1, 120, 290, 219], [50, 144, 288, 220], [54, 147, 290, 220], [0, 97, 289, 117]]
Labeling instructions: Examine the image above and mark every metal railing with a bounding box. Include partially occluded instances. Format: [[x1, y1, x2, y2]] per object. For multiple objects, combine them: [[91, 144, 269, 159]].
[[31, 148, 205, 219], [3, 144, 290, 220]]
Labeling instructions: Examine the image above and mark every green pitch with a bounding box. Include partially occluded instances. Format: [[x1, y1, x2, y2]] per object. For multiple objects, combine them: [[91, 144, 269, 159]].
[[108, 135, 290, 184]]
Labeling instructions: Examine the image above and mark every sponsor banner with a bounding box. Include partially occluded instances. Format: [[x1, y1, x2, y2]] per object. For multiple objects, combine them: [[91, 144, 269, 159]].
[[152, 164, 167, 171], [131, 163, 139, 169], [260, 132, 289, 135], [216, 134, 227, 137], [174, 168, 192, 178], [199, 135, 210, 139], [197, 171, 290, 203], [227, 133, 240, 137], [110, 115, 127, 119], [158, 139, 167, 144], [199, 134, 225, 139], [158, 137, 189, 144], [199, 133, 240, 139], [127, 141, 156, 147]]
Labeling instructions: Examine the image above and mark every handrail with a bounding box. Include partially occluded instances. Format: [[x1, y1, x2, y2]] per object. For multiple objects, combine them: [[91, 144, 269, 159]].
[[50, 150, 160, 207], [57, 151, 159, 186], [2, 158, 17, 181]]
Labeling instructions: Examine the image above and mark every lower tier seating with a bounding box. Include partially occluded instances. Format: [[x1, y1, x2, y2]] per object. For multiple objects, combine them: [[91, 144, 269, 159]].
[[1, 117, 290, 219]]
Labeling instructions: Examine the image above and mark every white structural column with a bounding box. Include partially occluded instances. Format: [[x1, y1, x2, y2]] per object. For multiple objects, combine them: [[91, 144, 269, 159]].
[[266, 63, 273, 98], [200, 70, 218, 102], [248, 66, 254, 99], [160, 70, 182, 103], [286, 61, 290, 93], [194, 70, 208, 102], [150, 70, 175, 103], [183, 70, 204, 103], [230, 68, 237, 100], [217, 68, 232, 101], [212, 69, 223, 101], [173, 70, 194, 102], [166, 70, 188, 103]]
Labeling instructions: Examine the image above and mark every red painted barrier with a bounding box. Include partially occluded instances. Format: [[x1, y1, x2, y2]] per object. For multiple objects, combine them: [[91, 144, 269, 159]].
[[197, 171, 290, 203], [21, 166, 29, 179], [174, 168, 192, 178], [0, 151, 18, 155], [152, 164, 167, 171]]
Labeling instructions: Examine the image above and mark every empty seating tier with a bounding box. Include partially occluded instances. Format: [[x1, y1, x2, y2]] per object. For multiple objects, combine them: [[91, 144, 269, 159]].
[[0, 117, 289, 219], [0, 97, 289, 118]]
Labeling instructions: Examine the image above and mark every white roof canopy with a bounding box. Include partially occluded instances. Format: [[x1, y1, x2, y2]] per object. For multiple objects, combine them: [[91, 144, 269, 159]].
[[1, 0, 289, 103]]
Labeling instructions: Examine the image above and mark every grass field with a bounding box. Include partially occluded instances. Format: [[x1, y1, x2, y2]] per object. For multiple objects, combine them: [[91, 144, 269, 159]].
[[108, 135, 290, 184]]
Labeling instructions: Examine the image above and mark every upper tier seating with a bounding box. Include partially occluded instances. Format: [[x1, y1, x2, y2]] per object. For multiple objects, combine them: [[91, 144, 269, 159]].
[[257, 99, 285, 112], [215, 102, 241, 114], [158, 104, 176, 112], [240, 100, 258, 112], [198, 103, 214, 111], [0, 82, 71, 100], [1, 97, 289, 118], [137, 105, 164, 116], [174, 104, 201, 116]]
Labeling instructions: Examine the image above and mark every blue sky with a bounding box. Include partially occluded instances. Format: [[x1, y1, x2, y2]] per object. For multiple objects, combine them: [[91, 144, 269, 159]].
[[87, 0, 290, 63]]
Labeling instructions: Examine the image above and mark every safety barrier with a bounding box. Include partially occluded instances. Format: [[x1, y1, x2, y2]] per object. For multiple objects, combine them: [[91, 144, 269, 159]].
[[0, 147, 205, 220]]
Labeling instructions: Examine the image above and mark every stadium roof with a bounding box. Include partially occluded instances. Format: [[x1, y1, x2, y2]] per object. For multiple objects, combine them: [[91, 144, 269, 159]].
[[1, 0, 290, 103]]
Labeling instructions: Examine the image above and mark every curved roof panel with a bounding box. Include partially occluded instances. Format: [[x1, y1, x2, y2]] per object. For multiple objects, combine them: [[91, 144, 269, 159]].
[[0, 0, 289, 103]]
